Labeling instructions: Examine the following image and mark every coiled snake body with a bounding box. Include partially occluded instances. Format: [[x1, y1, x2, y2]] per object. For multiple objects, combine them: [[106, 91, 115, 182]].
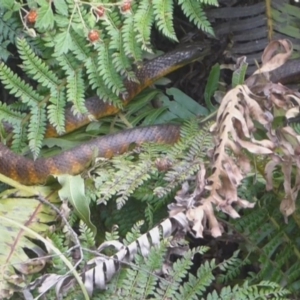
[[0, 43, 207, 185], [1, 41, 299, 185]]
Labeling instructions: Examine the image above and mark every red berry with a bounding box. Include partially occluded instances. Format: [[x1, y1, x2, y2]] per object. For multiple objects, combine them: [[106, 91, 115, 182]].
[[27, 10, 37, 24], [96, 6, 105, 18], [88, 30, 100, 43], [120, 1, 131, 13]]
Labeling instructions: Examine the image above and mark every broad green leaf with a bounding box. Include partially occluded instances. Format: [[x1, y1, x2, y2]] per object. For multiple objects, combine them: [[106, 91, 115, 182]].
[[167, 87, 209, 116], [36, 4, 55, 30], [54, 31, 74, 55], [53, 0, 69, 16], [57, 175, 96, 235]]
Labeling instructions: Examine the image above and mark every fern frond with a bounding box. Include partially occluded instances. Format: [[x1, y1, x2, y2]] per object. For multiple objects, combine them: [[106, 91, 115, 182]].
[[124, 220, 144, 244], [153, 0, 177, 41], [0, 62, 43, 105], [112, 50, 137, 82], [178, 0, 214, 35], [28, 105, 47, 159], [122, 15, 143, 62], [97, 42, 126, 96], [197, 0, 219, 5], [79, 221, 95, 249], [85, 56, 121, 105], [11, 123, 27, 154], [134, 0, 154, 51], [104, 11, 122, 51], [17, 38, 60, 91], [0, 102, 24, 126], [180, 260, 216, 299], [70, 30, 92, 61], [48, 89, 66, 135], [95, 155, 153, 209], [0, 8, 20, 44], [66, 69, 87, 116], [155, 121, 213, 197]]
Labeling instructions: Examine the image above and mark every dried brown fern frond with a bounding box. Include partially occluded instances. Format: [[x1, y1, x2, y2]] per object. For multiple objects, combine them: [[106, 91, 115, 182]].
[[170, 39, 300, 237]]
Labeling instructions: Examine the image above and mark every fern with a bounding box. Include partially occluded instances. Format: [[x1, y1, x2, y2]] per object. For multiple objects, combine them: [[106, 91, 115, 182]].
[[28, 105, 47, 158], [122, 14, 143, 62], [229, 175, 300, 296], [0, 62, 43, 105], [134, 0, 154, 51], [17, 38, 60, 91], [178, 0, 214, 36], [153, 0, 177, 41], [47, 89, 66, 135], [97, 42, 126, 96]]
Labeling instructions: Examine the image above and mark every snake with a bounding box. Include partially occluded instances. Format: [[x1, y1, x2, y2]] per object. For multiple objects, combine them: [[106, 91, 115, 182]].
[[1, 41, 300, 185], [0, 42, 211, 185]]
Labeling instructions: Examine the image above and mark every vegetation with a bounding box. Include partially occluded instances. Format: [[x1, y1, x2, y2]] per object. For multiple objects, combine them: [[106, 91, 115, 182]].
[[0, 0, 300, 299]]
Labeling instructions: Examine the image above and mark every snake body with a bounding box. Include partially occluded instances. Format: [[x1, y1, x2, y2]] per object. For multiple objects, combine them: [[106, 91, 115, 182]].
[[1, 40, 300, 185], [45, 43, 209, 137], [0, 125, 180, 185], [1, 43, 208, 185]]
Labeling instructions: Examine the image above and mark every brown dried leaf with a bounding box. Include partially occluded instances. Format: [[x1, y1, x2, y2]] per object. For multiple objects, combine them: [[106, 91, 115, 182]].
[[255, 39, 293, 73]]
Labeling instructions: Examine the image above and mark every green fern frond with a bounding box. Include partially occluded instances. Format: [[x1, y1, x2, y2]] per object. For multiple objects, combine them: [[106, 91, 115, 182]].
[[153, 0, 177, 41], [206, 281, 290, 299], [218, 250, 249, 284], [94, 154, 153, 209], [112, 50, 137, 82], [124, 220, 144, 244], [28, 105, 47, 159], [97, 42, 126, 96], [79, 221, 95, 248], [105, 225, 120, 241], [0, 8, 20, 43], [0, 62, 43, 105], [85, 56, 121, 105], [48, 89, 66, 135], [198, 0, 219, 5], [66, 69, 87, 116], [134, 0, 154, 51], [155, 121, 213, 197], [70, 30, 92, 61], [178, 0, 214, 36], [11, 123, 27, 153], [17, 38, 60, 91], [0, 102, 24, 126], [180, 260, 216, 299], [104, 11, 122, 51], [122, 15, 143, 62]]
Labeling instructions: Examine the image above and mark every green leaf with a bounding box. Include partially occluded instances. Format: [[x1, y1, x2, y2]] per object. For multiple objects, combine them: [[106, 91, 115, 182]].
[[57, 175, 96, 236], [53, 0, 69, 16], [204, 63, 220, 112], [167, 87, 209, 116], [54, 31, 74, 55], [0, 0, 20, 10], [36, 4, 55, 30]]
